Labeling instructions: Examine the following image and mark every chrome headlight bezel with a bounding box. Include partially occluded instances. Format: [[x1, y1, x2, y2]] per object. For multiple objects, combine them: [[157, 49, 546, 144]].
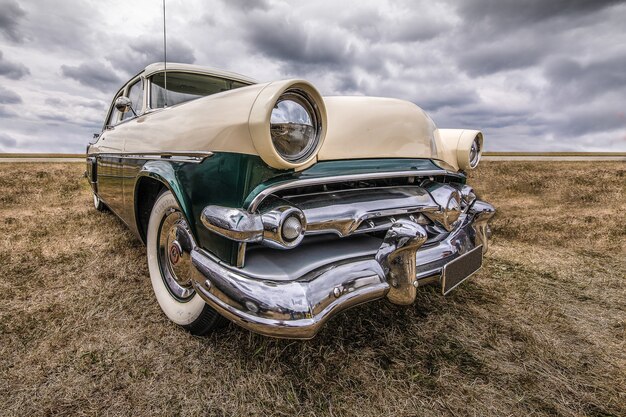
[[468, 135, 481, 169], [270, 89, 322, 164], [248, 79, 327, 170]]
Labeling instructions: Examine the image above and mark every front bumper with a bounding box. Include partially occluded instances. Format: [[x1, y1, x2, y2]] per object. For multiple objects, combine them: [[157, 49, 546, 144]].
[[189, 200, 495, 339]]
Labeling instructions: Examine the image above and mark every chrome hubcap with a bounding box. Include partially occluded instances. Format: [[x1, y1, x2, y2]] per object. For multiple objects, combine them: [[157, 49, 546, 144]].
[[158, 210, 195, 301]]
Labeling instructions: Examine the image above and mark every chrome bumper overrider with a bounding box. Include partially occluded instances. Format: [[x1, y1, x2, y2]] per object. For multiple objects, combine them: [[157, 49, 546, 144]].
[[189, 201, 495, 339]]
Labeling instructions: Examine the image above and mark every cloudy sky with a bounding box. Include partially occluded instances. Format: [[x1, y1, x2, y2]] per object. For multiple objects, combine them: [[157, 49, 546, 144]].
[[0, 0, 625, 152]]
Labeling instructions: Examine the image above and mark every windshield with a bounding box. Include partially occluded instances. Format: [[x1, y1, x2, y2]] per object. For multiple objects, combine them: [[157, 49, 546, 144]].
[[150, 72, 249, 108]]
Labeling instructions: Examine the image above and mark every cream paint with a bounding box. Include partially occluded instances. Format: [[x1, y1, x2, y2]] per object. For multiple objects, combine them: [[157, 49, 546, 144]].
[[119, 82, 265, 156], [91, 63, 481, 172], [317, 96, 437, 162]]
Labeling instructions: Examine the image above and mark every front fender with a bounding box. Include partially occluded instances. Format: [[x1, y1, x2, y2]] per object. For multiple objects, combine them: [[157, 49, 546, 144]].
[[133, 153, 284, 265], [136, 160, 195, 238]]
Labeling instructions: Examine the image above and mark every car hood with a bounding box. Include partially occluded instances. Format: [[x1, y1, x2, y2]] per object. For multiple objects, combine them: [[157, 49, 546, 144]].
[[317, 96, 438, 161]]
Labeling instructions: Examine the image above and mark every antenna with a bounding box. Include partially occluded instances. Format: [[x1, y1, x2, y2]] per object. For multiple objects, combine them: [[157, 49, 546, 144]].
[[162, 0, 168, 107]]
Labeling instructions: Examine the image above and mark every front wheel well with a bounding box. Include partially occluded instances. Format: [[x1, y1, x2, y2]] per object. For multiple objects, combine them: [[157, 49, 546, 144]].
[[135, 177, 167, 243]]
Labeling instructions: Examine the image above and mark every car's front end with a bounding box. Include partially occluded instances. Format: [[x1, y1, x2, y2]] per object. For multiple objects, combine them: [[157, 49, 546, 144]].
[[189, 158, 495, 338], [170, 81, 495, 339]]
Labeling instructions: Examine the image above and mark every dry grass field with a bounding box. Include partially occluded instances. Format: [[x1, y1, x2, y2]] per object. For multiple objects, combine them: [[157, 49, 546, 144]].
[[0, 161, 624, 416]]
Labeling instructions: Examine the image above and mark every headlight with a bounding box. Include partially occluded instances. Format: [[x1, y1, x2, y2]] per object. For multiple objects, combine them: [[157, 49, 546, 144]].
[[449, 130, 483, 171], [270, 90, 320, 163], [469, 136, 481, 168], [248, 80, 327, 170]]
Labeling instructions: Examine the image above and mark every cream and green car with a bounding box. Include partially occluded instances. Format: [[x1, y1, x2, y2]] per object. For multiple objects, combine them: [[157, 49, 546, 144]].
[[86, 62, 495, 339]]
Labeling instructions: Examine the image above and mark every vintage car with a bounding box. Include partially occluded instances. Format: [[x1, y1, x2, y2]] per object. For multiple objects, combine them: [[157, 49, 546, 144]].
[[86, 62, 495, 339]]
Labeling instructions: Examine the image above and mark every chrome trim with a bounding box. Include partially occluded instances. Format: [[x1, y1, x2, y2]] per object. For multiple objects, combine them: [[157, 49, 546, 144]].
[[201, 203, 308, 250], [92, 151, 214, 163], [200, 206, 263, 243], [260, 205, 307, 249], [191, 254, 388, 339], [422, 182, 462, 232], [203, 178, 467, 267], [235, 243, 247, 268], [469, 200, 496, 254], [248, 169, 451, 212], [285, 185, 439, 237], [271, 88, 322, 163], [157, 210, 195, 301], [469, 135, 482, 168], [189, 203, 494, 339], [450, 183, 476, 211], [375, 220, 427, 305], [201, 182, 453, 243]]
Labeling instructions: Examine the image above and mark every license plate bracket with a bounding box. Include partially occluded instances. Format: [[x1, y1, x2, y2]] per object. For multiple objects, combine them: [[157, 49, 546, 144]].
[[441, 245, 483, 295]]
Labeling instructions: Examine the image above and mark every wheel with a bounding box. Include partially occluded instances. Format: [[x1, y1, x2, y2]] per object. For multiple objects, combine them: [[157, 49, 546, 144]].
[[93, 192, 107, 211], [146, 190, 227, 335]]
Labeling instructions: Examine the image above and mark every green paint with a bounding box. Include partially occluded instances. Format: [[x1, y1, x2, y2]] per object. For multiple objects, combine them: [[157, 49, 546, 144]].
[[134, 154, 464, 265], [137, 153, 286, 264]]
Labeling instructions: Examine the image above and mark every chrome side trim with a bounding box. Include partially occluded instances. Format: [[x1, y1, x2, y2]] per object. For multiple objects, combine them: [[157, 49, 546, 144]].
[[248, 169, 451, 212], [92, 151, 214, 163]]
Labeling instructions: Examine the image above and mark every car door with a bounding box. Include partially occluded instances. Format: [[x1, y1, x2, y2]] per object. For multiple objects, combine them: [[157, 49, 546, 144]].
[[119, 78, 145, 224], [96, 91, 125, 215]]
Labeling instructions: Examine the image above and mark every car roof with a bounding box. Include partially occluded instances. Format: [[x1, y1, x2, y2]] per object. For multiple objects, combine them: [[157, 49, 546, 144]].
[[143, 62, 258, 84]]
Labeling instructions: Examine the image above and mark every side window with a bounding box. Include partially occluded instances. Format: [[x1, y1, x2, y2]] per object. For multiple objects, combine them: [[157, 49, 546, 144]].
[[121, 79, 144, 121], [150, 72, 247, 108], [105, 93, 122, 127]]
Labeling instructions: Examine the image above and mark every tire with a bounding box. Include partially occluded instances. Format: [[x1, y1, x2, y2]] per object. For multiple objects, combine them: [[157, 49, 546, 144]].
[[93, 193, 107, 211], [146, 190, 227, 335]]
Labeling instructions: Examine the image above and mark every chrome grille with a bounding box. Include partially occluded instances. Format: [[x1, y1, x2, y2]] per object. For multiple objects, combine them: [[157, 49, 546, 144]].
[[238, 171, 469, 267]]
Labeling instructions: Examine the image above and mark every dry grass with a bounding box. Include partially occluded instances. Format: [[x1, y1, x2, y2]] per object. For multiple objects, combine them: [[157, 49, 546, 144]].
[[0, 161, 624, 416], [0, 153, 84, 158]]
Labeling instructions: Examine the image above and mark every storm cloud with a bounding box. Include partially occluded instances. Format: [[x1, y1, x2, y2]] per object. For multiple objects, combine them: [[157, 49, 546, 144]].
[[0, 50, 29, 79], [0, 1, 26, 43], [61, 61, 123, 93], [0, 86, 22, 104], [106, 38, 197, 77], [0, 0, 624, 152]]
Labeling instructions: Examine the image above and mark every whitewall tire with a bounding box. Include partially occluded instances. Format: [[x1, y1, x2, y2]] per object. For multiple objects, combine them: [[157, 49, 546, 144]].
[[93, 193, 107, 211], [146, 190, 226, 335]]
